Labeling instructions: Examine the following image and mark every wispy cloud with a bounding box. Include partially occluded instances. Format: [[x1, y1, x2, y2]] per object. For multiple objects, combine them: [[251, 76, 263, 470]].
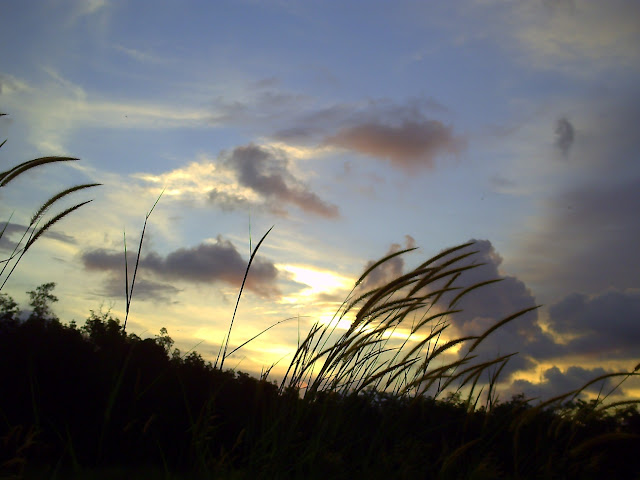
[[207, 91, 462, 173], [470, 0, 640, 73], [1, 69, 210, 153], [112, 44, 167, 64], [0, 222, 77, 251]]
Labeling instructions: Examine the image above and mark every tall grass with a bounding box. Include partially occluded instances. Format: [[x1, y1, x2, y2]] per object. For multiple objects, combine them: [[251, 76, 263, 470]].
[[279, 242, 537, 407], [0, 116, 100, 290]]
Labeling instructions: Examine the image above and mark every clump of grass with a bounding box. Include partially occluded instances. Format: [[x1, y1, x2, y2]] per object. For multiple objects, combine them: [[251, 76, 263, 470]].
[[0, 114, 100, 290], [280, 241, 537, 408]]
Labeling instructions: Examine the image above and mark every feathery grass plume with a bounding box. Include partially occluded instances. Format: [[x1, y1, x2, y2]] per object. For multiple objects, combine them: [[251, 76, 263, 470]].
[[0, 124, 100, 290], [279, 240, 535, 405], [0, 200, 95, 289]]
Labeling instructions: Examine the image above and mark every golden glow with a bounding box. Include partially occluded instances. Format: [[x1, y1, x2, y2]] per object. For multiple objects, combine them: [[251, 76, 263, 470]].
[[132, 157, 260, 201], [281, 264, 353, 297]]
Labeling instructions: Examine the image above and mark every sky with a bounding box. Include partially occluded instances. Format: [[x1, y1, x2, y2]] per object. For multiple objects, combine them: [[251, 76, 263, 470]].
[[1, 0, 639, 402]]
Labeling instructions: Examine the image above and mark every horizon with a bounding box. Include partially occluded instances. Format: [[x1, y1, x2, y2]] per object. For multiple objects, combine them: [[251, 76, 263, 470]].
[[1, 0, 639, 401]]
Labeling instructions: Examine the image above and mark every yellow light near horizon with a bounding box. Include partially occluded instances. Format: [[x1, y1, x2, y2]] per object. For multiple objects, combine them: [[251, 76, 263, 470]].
[[280, 264, 353, 297]]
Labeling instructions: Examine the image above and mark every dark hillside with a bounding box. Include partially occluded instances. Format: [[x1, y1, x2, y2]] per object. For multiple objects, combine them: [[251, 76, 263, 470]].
[[1, 310, 639, 479]]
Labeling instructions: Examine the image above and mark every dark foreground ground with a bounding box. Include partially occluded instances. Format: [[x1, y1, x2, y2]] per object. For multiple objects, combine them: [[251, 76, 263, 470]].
[[1, 313, 639, 479]]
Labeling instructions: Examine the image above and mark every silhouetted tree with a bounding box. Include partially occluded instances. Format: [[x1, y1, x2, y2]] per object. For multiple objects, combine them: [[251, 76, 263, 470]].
[[26, 281, 58, 321], [0, 292, 19, 322]]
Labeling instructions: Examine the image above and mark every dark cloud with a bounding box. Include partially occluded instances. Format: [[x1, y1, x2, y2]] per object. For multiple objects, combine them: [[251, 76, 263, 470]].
[[102, 275, 181, 303], [358, 235, 416, 290], [518, 176, 640, 297], [207, 189, 251, 212], [504, 365, 621, 402], [515, 96, 640, 299], [82, 236, 280, 298], [548, 289, 640, 358], [441, 240, 558, 377], [0, 222, 76, 250], [358, 238, 556, 379], [223, 144, 339, 218], [554, 117, 575, 158], [325, 119, 465, 171]]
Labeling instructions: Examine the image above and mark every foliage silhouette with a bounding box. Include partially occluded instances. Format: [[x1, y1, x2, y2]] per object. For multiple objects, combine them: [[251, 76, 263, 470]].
[[0, 285, 638, 479]]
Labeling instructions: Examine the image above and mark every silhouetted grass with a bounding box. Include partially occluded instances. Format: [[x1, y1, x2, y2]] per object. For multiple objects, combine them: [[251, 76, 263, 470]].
[[1, 283, 639, 479], [1, 136, 639, 479]]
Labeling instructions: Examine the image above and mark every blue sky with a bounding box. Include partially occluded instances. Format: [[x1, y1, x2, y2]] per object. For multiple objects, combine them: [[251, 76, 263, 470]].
[[1, 0, 639, 401]]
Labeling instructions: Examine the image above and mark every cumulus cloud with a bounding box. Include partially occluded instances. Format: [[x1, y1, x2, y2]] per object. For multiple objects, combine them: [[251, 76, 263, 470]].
[[222, 144, 339, 218], [358, 235, 416, 290], [82, 236, 280, 298], [439, 240, 557, 378], [554, 117, 574, 158], [547, 289, 640, 358], [325, 120, 464, 171], [357, 238, 558, 382], [134, 147, 338, 218]]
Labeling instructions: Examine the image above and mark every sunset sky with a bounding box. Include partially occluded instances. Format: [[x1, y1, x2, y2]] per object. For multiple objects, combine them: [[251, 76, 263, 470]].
[[1, 0, 639, 401]]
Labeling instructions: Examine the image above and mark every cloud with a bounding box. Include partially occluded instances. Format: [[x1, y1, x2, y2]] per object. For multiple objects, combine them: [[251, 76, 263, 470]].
[[0, 74, 30, 96], [358, 235, 416, 290], [547, 289, 640, 359], [439, 240, 557, 377], [101, 275, 181, 303], [206, 188, 252, 212], [512, 94, 640, 298], [223, 144, 339, 218], [504, 365, 623, 401], [517, 176, 640, 297], [486, 0, 640, 73], [325, 120, 465, 171], [208, 92, 462, 173], [82, 236, 280, 298], [0, 222, 77, 251], [209, 90, 313, 126], [554, 117, 574, 158], [1, 70, 209, 154], [134, 147, 338, 218]]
